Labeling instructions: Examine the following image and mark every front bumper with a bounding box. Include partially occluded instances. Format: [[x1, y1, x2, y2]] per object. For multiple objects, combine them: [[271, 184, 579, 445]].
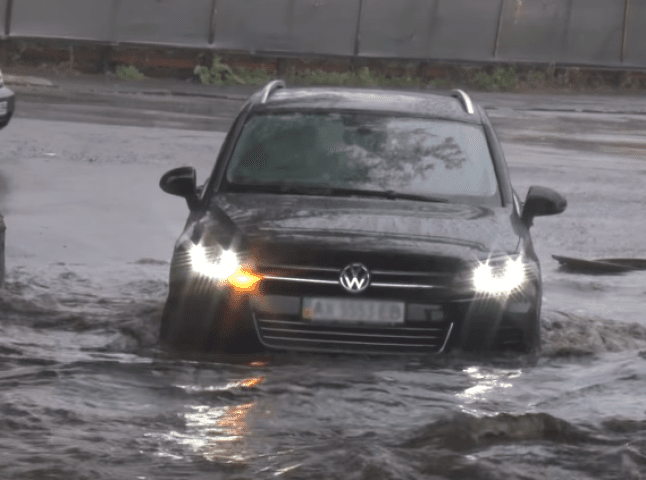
[[161, 253, 540, 354], [250, 289, 538, 355]]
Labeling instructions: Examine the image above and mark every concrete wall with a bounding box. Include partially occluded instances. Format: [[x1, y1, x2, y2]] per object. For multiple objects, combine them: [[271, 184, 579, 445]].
[[0, 0, 7, 37], [10, 0, 114, 41], [358, 0, 504, 61], [2, 0, 645, 68], [624, 0, 646, 66], [495, 0, 626, 65], [213, 0, 361, 56], [114, 0, 213, 47]]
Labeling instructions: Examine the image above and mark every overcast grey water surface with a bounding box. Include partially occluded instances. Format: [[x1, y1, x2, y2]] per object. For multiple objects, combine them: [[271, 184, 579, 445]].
[[1, 110, 646, 479]]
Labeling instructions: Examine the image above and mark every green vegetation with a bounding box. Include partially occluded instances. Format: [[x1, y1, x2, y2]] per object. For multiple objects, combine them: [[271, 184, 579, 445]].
[[528, 71, 547, 87], [474, 66, 517, 91], [193, 57, 524, 92], [234, 67, 272, 85], [195, 56, 271, 85], [115, 65, 145, 81], [288, 67, 427, 88], [194, 59, 453, 89], [428, 77, 452, 89]]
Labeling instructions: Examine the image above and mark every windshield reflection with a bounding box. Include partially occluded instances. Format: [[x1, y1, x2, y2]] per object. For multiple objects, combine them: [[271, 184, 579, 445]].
[[225, 112, 498, 198]]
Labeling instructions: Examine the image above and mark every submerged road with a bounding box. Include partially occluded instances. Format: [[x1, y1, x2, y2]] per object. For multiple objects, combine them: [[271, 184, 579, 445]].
[[0, 80, 646, 479]]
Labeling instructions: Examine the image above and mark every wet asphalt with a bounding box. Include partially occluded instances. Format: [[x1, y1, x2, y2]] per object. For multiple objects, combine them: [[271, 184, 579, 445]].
[[8, 71, 646, 139]]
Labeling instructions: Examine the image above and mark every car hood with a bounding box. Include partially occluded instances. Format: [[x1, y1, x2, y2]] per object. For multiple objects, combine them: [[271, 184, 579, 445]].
[[206, 193, 521, 262]]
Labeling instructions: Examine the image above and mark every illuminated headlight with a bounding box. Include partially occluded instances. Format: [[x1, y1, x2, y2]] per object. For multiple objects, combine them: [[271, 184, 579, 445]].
[[188, 243, 262, 292], [189, 243, 239, 280], [472, 255, 526, 296]]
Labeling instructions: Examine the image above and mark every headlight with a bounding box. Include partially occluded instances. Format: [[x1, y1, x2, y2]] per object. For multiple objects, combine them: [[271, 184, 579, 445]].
[[472, 255, 526, 296], [189, 243, 261, 292], [190, 243, 239, 279], [0, 70, 4, 87]]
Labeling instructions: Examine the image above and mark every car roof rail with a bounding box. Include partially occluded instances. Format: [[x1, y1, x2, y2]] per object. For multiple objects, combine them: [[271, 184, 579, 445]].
[[450, 89, 475, 115], [259, 79, 286, 104]]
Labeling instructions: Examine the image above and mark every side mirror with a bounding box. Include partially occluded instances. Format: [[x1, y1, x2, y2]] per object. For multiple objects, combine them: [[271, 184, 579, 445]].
[[521, 186, 567, 227], [160, 166, 200, 210]]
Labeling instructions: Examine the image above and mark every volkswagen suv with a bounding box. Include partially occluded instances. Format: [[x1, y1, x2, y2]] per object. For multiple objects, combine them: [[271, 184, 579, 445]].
[[158, 81, 566, 355]]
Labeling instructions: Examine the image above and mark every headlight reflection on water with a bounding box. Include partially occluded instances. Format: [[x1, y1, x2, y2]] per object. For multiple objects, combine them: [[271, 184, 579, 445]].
[[161, 402, 255, 463], [176, 376, 265, 393], [457, 367, 522, 415], [153, 376, 265, 463]]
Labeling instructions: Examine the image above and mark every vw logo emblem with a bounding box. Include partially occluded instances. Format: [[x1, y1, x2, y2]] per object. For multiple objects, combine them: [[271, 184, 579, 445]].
[[339, 263, 370, 293]]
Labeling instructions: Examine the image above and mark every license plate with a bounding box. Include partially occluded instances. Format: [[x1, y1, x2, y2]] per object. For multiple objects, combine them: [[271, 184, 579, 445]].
[[302, 297, 405, 324], [0, 102, 6, 116]]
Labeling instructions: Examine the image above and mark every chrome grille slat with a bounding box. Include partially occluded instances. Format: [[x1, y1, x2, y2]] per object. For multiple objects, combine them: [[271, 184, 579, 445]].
[[258, 263, 453, 290], [261, 335, 441, 349], [262, 276, 440, 289], [258, 264, 449, 277], [258, 264, 339, 273], [259, 326, 443, 340], [263, 275, 339, 285], [257, 318, 445, 332], [371, 270, 446, 277], [370, 282, 437, 289], [254, 314, 453, 354], [439, 323, 454, 352]]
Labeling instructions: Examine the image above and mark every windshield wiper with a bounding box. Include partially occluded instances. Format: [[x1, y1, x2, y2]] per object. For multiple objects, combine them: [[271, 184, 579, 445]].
[[227, 183, 335, 196], [382, 190, 449, 203], [330, 189, 449, 203], [278, 184, 334, 196], [227, 183, 449, 203]]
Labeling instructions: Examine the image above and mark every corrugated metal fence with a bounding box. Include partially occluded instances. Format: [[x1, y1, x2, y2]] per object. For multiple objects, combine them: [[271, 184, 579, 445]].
[[2, 0, 645, 68]]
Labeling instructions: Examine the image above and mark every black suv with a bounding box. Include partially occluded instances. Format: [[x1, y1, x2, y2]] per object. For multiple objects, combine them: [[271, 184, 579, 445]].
[[159, 81, 566, 355]]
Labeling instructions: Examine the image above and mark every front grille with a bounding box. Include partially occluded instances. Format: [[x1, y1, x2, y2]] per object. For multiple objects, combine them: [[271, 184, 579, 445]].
[[254, 315, 454, 354]]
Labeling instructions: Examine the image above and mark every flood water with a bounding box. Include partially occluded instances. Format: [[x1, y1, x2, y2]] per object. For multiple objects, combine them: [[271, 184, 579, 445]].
[[1, 115, 646, 479], [2, 262, 646, 480]]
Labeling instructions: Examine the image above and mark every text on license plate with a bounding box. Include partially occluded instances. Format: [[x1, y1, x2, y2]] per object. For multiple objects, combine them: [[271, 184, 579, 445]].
[[302, 297, 405, 324]]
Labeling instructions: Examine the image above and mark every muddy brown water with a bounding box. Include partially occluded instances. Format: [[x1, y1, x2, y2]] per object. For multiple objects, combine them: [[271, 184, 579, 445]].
[[1, 114, 646, 479]]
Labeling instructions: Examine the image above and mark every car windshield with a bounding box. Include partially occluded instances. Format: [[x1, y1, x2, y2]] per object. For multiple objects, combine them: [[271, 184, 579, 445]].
[[224, 111, 500, 203]]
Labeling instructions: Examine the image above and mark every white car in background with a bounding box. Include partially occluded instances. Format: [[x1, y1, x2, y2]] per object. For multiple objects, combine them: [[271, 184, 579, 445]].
[[0, 69, 15, 129]]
